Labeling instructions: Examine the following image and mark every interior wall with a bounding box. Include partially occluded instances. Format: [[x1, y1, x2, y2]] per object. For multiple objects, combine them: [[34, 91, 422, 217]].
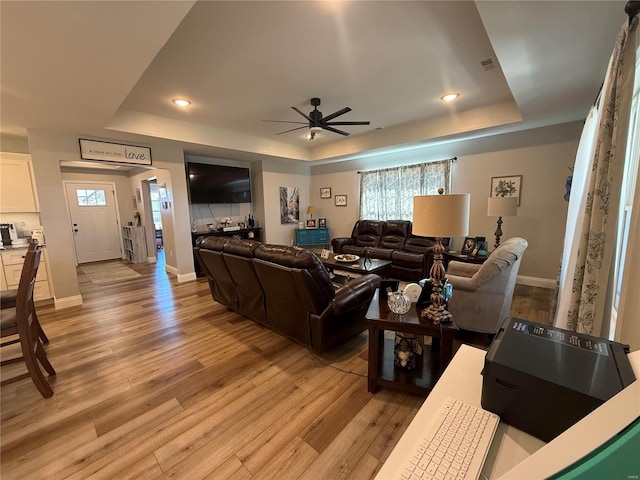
[[311, 122, 582, 282], [261, 160, 311, 246], [25, 130, 194, 307], [310, 171, 361, 242], [60, 169, 135, 240], [0, 134, 30, 154], [184, 153, 255, 232]]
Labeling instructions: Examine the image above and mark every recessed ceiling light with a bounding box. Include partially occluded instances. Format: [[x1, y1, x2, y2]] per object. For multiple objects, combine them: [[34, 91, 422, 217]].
[[172, 98, 191, 107], [440, 93, 460, 102]]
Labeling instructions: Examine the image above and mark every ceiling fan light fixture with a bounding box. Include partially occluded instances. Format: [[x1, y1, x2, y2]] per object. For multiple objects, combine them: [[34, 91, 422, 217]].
[[305, 132, 316, 140], [440, 93, 460, 102], [172, 98, 191, 107], [310, 126, 322, 133]]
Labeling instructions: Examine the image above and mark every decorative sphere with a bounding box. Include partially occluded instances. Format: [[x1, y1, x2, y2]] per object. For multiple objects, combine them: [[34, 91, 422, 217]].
[[387, 292, 411, 314]]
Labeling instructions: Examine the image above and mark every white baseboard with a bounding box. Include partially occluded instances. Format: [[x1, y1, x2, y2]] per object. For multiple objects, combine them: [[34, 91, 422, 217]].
[[147, 256, 157, 263], [163, 263, 196, 283], [517, 275, 556, 289], [177, 272, 197, 283], [54, 294, 83, 309], [165, 264, 178, 276]]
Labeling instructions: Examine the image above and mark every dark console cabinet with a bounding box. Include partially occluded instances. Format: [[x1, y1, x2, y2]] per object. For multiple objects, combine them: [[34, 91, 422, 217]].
[[192, 228, 262, 277]]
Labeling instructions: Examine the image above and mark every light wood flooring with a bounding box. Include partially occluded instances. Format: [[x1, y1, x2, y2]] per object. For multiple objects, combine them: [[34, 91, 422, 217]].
[[1, 254, 552, 479]]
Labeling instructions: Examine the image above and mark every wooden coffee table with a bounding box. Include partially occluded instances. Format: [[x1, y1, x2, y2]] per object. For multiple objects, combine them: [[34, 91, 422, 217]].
[[365, 288, 458, 395], [321, 253, 391, 280]]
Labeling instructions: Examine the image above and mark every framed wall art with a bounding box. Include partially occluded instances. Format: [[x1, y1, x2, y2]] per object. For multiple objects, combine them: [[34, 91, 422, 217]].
[[279, 186, 300, 224], [490, 175, 522, 205], [320, 187, 331, 199], [335, 195, 347, 206]]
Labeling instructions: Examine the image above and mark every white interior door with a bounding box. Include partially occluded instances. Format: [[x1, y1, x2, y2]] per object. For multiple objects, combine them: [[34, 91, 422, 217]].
[[65, 182, 121, 263]]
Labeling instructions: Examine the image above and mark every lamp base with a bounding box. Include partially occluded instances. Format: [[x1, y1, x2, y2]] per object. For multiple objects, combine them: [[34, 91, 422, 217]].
[[423, 304, 453, 325]]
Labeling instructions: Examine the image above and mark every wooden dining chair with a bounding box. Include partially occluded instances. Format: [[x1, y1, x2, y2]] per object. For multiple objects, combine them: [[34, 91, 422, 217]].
[[0, 239, 56, 398], [0, 240, 49, 344]]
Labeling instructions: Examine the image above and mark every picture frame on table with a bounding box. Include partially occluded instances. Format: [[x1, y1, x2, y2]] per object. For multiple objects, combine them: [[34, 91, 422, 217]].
[[335, 195, 347, 206], [320, 187, 331, 199], [490, 175, 522, 206], [306, 219, 317, 228], [318, 218, 327, 228], [461, 237, 476, 255]]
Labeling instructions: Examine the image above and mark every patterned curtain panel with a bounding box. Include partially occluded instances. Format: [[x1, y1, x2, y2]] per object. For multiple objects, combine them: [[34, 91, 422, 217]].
[[359, 159, 451, 220], [554, 17, 637, 336]]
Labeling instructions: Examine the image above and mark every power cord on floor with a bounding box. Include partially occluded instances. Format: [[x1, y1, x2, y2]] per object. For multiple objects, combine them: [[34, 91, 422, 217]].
[[309, 350, 367, 378]]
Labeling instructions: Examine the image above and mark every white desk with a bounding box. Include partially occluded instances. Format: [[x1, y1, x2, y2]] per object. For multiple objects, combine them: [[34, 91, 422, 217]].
[[376, 344, 640, 480]]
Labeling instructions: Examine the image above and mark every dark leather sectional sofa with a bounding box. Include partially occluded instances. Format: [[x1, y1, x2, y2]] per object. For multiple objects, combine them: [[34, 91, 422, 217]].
[[194, 237, 380, 353], [331, 220, 449, 281]]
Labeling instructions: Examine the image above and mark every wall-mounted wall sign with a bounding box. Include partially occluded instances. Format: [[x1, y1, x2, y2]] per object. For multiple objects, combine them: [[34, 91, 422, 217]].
[[79, 139, 152, 165]]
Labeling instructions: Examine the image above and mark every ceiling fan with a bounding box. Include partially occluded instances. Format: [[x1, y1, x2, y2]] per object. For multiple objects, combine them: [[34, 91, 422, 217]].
[[264, 97, 370, 139]]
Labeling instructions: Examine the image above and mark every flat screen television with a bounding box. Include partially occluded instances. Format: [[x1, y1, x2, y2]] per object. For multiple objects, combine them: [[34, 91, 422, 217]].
[[186, 162, 252, 204]]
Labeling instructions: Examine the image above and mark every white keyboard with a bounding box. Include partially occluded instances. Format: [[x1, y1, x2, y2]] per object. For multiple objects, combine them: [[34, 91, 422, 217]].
[[396, 397, 499, 480]]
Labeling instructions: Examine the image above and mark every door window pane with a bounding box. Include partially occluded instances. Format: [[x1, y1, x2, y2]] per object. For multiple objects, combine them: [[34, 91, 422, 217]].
[[76, 189, 107, 206]]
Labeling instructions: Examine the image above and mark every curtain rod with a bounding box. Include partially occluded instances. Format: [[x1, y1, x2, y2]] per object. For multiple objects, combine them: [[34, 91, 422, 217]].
[[357, 156, 457, 174]]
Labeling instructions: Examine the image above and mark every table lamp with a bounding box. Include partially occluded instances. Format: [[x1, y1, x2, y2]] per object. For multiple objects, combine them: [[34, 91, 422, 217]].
[[306, 205, 316, 220], [487, 197, 517, 249], [413, 193, 470, 323]]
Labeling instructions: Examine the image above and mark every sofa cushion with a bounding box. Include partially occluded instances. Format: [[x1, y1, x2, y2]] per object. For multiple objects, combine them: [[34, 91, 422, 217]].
[[197, 235, 228, 251], [403, 236, 437, 253], [342, 245, 366, 256], [379, 220, 410, 250], [255, 245, 335, 303], [366, 247, 394, 261], [223, 238, 262, 257], [353, 220, 383, 247], [391, 249, 424, 268]]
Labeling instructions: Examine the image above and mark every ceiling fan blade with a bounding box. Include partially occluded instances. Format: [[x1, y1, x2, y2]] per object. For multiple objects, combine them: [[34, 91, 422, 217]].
[[325, 121, 371, 126], [322, 125, 350, 136], [291, 107, 313, 123], [276, 126, 308, 135], [263, 120, 308, 124], [322, 107, 352, 122]]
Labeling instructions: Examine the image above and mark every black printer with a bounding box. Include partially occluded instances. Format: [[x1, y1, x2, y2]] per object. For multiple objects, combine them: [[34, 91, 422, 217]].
[[481, 317, 636, 442]]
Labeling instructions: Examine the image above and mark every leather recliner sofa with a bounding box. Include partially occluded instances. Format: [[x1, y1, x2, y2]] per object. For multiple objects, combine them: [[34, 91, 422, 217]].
[[331, 220, 450, 281], [194, 237, 381, 353]]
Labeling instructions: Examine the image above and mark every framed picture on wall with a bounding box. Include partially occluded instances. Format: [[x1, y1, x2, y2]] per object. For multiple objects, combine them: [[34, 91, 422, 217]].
[[320, 187, 331, 199], [490, 175, 522, 205], [335, 195, 347, 206]]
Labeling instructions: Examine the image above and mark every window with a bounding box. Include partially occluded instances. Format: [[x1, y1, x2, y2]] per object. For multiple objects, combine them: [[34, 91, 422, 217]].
[[610, 35, 640, 337], [150, 184, 162, 230], [75, 189, 106, 206], [359, 159, 451, 220]]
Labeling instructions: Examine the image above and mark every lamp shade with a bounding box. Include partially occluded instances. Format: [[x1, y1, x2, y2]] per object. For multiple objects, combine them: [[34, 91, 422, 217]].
[[306, 205, 316, 215], [487, 197, 518, 217], [413, 194, 470, 237]]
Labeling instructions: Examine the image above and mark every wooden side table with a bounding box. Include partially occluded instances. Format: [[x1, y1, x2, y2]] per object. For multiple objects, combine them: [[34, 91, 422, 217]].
[[444, 251, 488, 269], [365, 289, 458, 395]]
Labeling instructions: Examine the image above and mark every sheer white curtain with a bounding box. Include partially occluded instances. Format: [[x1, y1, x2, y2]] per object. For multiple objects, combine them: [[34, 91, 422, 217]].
[[554, 17, 637, 337], [359, 159, 451, 220]]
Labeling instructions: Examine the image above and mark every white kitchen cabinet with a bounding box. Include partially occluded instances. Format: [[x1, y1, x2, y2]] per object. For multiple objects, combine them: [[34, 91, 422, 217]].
[[1, 248, 52, 302], [0, 153, 39, 213]]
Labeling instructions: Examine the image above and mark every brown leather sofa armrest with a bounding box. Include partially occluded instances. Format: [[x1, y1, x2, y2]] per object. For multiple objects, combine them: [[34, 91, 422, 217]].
[[332, 274, 381, 315], [331, 237, 354, 254]]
